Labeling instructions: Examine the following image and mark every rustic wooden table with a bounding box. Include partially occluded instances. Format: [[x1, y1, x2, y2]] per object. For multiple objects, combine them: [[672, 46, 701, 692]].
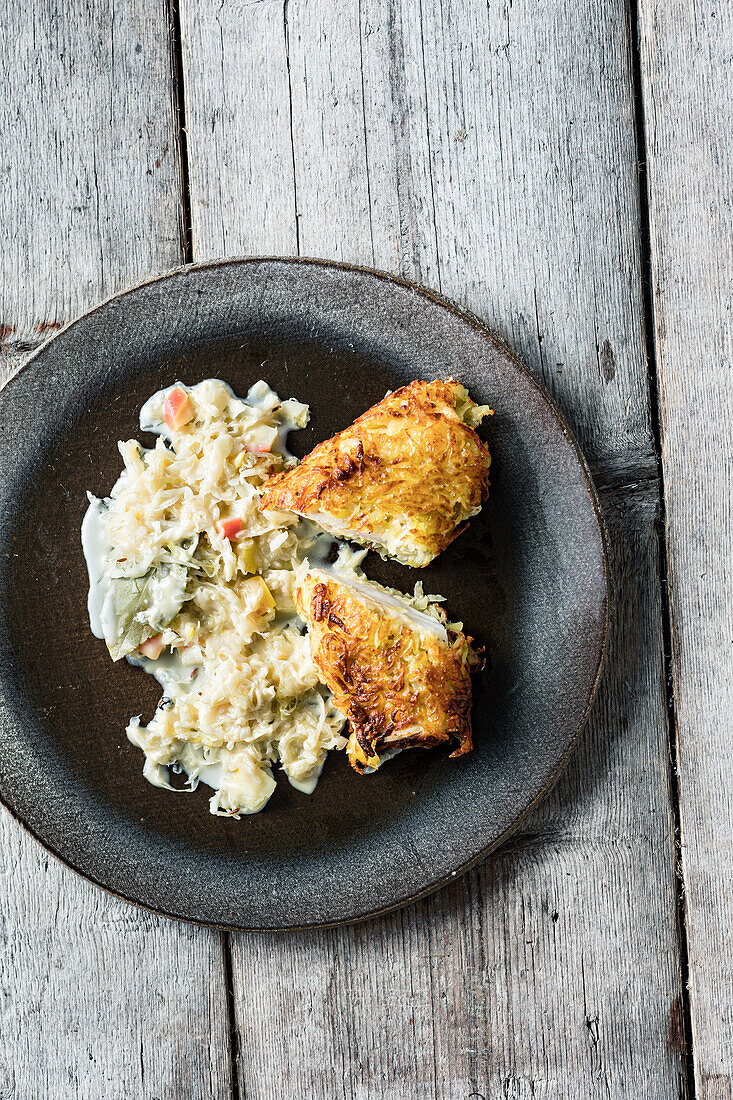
[[1, 1, 730, 1097]]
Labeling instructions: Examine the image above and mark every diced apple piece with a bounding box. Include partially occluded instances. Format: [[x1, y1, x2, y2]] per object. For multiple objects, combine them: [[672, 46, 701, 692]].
[[238, 543, 258, 574], [163, 387, 194, 431], [244, 425, 278, 453], [139, 634, 165, 660], [242, 576, 276, 614], [216, 517, 243, 540]]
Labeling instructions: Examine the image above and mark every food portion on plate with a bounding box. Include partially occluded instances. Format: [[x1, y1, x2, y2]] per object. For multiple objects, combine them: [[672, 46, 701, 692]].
[[82, 377, 491, 817], [260, 379, 492, 567], [294, 568, 478, 774], [82, 379, 355, 816]]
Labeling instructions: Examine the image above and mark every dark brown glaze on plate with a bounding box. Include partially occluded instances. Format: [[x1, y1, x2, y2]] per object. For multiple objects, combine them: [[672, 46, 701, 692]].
[[0, 259, 608, 930]]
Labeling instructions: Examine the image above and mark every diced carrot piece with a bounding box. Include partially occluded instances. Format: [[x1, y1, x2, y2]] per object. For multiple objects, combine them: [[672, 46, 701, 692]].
[[139, 634, 164, 660], [163, 387, 194, 430], [216, 517, 243, 540], [245, 443, 272, 454]]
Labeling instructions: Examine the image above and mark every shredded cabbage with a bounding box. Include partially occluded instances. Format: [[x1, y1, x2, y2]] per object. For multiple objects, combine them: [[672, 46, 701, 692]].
[[84, 379, 347, 816]]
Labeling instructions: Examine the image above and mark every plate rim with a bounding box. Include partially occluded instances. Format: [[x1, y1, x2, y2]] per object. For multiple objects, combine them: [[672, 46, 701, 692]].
[[0, 256, 610, 931]]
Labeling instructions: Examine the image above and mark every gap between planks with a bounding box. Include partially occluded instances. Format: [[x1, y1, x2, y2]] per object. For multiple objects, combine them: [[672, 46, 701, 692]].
[[628, 0, 696, 1094], [169, 0, 194, 263]]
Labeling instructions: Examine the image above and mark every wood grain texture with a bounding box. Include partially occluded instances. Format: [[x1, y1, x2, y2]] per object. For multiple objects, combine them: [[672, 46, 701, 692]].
[[0, 0, 184, 386], [0, 827, 232, 1100], [0, 4, 231, 1097], [180, 1, 687, 1094], [639, 0, 733, 1094], [228, 484, 685, 1099], [181, 0, 297, 258]]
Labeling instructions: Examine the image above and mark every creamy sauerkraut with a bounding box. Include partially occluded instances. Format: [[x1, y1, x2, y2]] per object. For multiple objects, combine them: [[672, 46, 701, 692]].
[[82, 379, 363, 816]]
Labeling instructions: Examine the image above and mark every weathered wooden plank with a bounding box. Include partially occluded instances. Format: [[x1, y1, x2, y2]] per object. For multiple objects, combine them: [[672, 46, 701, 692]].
[[639, 0, 733, 1094], [0, 4, 231, 1097], [182, 0, 297, 258], [180, 1, 685, 1095], [229, 484, 684, 1099], [0, 835, 232, 1100], [0, 1, 185, 383]]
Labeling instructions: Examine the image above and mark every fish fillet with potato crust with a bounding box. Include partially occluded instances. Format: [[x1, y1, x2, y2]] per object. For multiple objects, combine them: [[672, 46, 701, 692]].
[[260, 379, 492, 568], [293, 568, 480, 773]]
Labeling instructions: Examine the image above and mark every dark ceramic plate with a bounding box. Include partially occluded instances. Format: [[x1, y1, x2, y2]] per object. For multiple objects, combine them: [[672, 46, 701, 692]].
[[0, 259, 607, 930]]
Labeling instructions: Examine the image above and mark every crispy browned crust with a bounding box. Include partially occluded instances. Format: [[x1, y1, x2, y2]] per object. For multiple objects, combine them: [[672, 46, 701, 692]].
[[294, 571, 474, 773], [260, 379, 491, 567]]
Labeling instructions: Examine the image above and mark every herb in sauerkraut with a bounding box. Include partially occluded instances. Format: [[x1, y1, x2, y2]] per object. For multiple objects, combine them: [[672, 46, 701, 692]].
[[82, 379, 362, 817]]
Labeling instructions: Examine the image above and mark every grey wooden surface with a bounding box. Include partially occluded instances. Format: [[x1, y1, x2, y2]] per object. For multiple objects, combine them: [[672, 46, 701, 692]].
[[639, 0, 733, 1094], [0, 0, 728, 1097]]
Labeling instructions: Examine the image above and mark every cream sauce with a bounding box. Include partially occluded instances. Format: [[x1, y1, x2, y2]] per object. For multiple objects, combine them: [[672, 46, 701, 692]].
[[286, 758, 325, 795], [80, 495, 115, 641]]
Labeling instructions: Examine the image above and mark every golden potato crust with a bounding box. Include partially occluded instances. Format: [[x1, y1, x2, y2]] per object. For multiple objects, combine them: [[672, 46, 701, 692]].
[[293, 570, 475, 773], [260, 379, 491, 567]]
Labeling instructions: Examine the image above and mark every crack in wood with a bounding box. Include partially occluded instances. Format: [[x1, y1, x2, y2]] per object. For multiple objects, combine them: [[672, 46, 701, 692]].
[[168, 0, 194, 262], [628, 0, 697, 1096], [283, 0, 300, 256]]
